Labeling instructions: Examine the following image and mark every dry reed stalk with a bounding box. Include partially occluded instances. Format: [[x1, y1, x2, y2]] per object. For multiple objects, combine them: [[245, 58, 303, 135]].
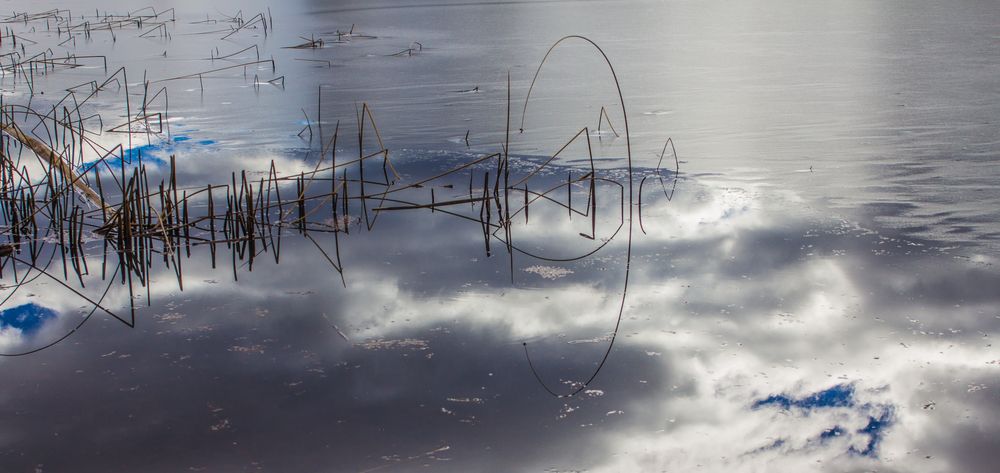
[[0, 121, 111, 216]]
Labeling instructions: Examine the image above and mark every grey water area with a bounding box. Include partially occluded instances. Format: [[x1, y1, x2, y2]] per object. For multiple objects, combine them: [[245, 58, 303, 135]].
[[0, 0, 998, 472]]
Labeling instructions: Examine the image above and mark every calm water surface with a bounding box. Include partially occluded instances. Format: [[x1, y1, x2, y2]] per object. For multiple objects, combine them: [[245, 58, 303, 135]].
[[0, 1, 998, 472]]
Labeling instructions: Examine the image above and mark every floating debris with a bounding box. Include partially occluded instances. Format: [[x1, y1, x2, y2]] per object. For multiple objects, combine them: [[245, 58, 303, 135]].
[[358, 338, 429, 351], [524, 265, 574, 280]]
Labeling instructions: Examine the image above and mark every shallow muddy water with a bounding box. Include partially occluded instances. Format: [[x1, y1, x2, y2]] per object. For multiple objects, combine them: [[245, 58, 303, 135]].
[[0, 1, 997, 472]]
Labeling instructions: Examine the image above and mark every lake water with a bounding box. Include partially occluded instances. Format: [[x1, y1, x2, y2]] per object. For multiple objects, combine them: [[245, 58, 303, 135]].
[[0, 1, 998, 472]]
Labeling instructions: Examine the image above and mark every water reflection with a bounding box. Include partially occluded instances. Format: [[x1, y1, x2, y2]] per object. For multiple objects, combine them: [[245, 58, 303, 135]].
[[1, 2, 998, 473], [3, 147, 996, 470], [4, 160, 997, 470]]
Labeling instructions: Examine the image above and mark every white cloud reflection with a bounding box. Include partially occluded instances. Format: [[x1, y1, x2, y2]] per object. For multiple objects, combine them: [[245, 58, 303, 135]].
[[2, 156, 995, 471]]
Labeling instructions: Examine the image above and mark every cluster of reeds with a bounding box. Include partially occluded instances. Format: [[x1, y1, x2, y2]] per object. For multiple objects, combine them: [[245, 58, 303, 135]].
[[0, 11, 682, 398], [0, 79, 640, 357]]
